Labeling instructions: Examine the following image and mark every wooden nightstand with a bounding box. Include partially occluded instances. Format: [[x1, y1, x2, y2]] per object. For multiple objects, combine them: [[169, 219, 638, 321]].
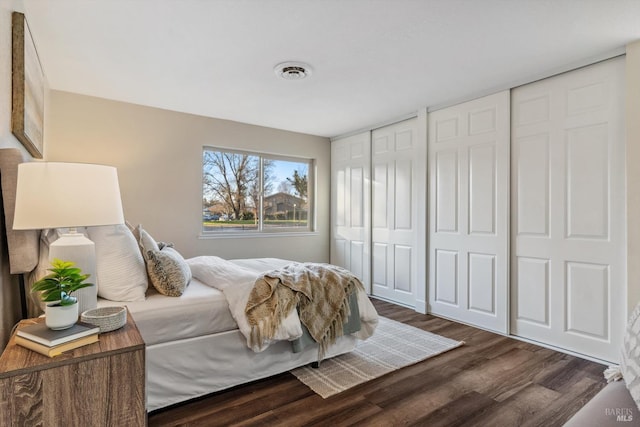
[[0, 310, 146, 426]]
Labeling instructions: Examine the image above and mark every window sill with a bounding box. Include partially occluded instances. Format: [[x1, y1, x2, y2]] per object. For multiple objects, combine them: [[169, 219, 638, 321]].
[[198, 231, 319, 240]]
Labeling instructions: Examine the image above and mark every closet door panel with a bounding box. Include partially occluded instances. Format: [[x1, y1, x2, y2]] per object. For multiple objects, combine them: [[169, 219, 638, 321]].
[[435, 249, 458, 305], [371, 118, 424, 307], [516, 134, 549, 236], [468, 143, 496, 235], [428, 91, 510, 333], [435, 150, 458, 233], [511, 57, 625, 362], [331, 132, 371, 292], [515, 257, 549, 325], [334, 239, 347, 268], [349, 241, 365, 282], [350, 167, 365, 228], [565, 124, 609, 239], [394, 159, 413, 230], [468, 252, 496, 314], [372, 163, 388, 229], [566, 261, 609, 339], [372, 243, 388, 287], [394, 245, 412, 293]]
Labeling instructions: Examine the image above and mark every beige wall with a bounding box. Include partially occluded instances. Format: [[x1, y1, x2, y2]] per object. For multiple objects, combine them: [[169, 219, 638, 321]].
[[46, 91, 331, 262], [627, 40, 640, 313]]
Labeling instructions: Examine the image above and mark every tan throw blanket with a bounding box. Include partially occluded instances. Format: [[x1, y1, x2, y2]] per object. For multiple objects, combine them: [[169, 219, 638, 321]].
[[245, 262, 364, 359]]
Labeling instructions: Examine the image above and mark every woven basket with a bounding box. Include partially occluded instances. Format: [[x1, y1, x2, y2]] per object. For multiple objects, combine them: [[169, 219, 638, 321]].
[[81, 306, 127, 333]]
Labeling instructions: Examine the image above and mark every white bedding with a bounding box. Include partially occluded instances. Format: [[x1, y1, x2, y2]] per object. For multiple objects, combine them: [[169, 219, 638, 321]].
[[187, 256, 303, 351], [96, 258, 293, 346], [97, 278, 236, 345], [186, 256, 379, 352]]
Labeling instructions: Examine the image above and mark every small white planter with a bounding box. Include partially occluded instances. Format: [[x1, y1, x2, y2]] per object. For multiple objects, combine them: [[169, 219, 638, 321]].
[[45, 302, 79, 330]]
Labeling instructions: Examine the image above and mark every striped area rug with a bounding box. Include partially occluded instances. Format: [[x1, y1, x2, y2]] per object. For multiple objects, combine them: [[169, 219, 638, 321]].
[[290, 316, 464, 398]]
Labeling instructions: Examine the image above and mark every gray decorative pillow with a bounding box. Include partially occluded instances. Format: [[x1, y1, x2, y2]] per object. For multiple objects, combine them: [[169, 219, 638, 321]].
[[621, 302, 640, 410], [137, 225, 159, 260], [146, 246, 191, 297]]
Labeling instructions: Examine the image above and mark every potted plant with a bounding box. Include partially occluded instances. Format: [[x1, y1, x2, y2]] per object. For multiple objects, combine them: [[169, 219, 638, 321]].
[[32, 258, 94, 330]]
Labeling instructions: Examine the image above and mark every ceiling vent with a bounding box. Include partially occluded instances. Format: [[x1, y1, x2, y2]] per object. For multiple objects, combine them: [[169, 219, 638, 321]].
[[274, 62, 312, 80]]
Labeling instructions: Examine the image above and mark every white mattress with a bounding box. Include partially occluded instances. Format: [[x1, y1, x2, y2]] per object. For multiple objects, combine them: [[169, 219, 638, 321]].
[[97, 278, 237, 346]]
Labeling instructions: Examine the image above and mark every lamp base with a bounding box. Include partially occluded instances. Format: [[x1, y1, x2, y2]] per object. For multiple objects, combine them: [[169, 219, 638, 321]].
[[49, 232, 98, 315]]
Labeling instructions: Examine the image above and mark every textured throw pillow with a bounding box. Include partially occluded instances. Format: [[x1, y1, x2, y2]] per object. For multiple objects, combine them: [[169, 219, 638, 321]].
[[136, 225, 160, 260], [621, 302, 640, 410], [87, 224, 148, 301], [146, 246, 192, 297]]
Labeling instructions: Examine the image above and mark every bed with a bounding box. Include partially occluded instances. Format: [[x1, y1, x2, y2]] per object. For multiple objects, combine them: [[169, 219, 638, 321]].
[[96, 251, 378, 412], [0, 148, 378, 413]]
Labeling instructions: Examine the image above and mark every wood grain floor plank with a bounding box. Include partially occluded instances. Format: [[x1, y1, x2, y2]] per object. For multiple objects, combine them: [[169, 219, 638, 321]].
[[357, 380, 467, 426], [269, 394, 371, 426], [228, 411, 281, 427], [521, 377, 604, 427], [304, 400, 383, 427], [410, 391, 498, 427], [463, 383, 561, 427]]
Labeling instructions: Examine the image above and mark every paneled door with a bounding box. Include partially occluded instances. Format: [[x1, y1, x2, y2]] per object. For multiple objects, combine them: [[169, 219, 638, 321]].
[[511, 58, 625, 362], [331, 131, 371, 292], [428, 91, 510, 333], [371, 118, 426, 308]]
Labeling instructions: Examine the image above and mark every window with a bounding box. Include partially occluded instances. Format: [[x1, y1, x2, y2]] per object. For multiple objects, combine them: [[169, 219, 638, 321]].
[[202, 147, 313, 233]]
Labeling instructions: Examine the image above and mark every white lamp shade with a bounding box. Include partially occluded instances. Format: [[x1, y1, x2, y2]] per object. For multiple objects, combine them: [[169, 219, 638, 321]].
[[13, 162, 125, 230]]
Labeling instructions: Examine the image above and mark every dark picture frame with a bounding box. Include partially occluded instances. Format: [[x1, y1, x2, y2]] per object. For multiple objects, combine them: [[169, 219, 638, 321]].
[[12, 12, 44, 159]]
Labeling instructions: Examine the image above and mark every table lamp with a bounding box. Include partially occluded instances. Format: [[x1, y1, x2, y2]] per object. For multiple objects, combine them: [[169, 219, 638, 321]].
[[13, 162, 125, 314]]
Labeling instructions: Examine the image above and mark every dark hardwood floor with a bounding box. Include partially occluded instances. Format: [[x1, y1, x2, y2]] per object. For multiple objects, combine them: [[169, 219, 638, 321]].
[[148, 298, 607, 427]]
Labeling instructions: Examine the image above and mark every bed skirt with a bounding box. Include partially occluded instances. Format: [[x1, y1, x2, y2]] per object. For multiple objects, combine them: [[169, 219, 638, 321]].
[[146, 327, 358, 411]]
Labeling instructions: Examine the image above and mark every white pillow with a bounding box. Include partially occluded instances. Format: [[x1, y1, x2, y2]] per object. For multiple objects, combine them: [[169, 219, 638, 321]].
[[87, 224, 148, 301]]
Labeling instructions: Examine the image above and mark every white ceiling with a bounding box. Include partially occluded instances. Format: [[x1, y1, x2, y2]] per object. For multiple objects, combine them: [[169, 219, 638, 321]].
[[22, 0, 640, 138]]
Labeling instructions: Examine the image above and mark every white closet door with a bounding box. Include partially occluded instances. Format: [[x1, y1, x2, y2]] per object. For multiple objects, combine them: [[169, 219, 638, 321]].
[[371, 118, 425, 307], [331, 131, 371, 292], [428, 91, 510, 333], [511, 58, 625, 362]]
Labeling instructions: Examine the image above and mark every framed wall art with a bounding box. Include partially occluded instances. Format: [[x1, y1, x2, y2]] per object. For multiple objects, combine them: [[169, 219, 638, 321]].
[[12, 12, 44, 159]]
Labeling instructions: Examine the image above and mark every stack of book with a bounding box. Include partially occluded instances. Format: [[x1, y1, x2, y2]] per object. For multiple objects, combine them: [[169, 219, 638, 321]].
[[15, 321, 100, 357]]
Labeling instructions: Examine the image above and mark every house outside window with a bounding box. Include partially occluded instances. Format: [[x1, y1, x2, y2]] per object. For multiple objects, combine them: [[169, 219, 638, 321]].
[[202, 147, 313, 233], [263, 192, 307, 222]]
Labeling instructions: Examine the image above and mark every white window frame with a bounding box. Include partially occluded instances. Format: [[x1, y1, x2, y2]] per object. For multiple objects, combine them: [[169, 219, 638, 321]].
[[201, 146, 315, 236]]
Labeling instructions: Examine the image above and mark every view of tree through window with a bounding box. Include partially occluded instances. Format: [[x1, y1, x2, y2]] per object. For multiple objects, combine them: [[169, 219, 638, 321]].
[[202, 148, 312, 233]]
